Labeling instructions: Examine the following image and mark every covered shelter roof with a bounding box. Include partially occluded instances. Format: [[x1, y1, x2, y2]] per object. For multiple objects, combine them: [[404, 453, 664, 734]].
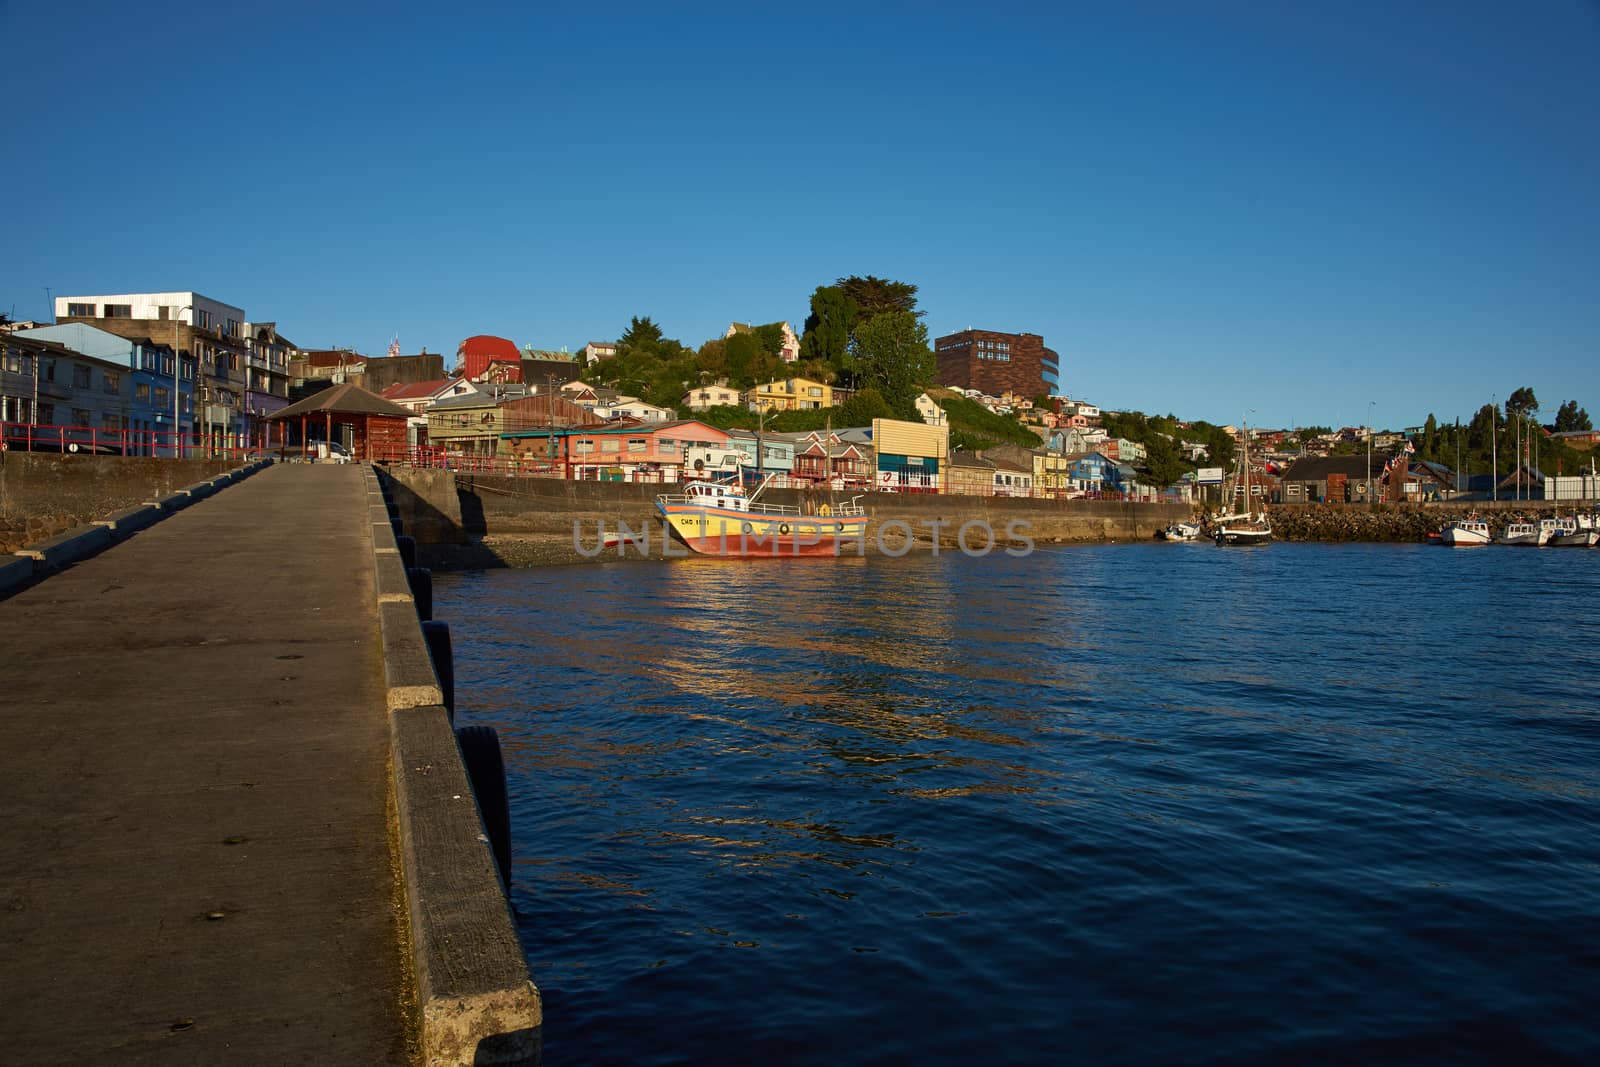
[[265, 382, 413, 420]]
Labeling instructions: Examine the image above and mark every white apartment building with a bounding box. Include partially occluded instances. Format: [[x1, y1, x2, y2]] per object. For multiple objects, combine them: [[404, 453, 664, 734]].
[[57, 292, 247, 341]]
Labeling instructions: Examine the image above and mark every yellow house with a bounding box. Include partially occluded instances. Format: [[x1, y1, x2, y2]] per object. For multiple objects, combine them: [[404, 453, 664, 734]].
[[746, 377, 832, 413], [1034, 450, 1071, 496], [425, 389, 521, 456]]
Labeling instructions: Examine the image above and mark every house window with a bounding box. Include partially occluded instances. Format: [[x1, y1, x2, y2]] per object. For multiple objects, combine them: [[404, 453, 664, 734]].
[[600, 437, 619, 452], [104, 372, 121, 394], [73, 365, 92, 389], [2, 351, 30, 374], [104, 304, 133, 318], [155, 388, 170, 408], [102, 414, 122, 430], [628, 439, 647, 452], [574, 439, 594, 453], [658, 438, 679, 454], [67, 303, 95, 317], [72, 408, 91, 426], [808, 387, 822, 397], [42, 358, 55, 382], [135, 383, 151, 403], [38, 403, 54, 424]]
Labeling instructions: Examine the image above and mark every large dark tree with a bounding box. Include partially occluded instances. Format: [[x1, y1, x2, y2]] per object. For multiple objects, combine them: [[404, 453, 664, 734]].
[[619, 315, 664, 351], [723, 331, 765, 385], [1555, 400, 1592, 433], [1506, 386, 1538, 416], [800, 285, 858, 374], [851, 311, 935, 419], [837, 275, 921, 319], [1141, 433, 1188, 490], [839, 387, 894, 427]]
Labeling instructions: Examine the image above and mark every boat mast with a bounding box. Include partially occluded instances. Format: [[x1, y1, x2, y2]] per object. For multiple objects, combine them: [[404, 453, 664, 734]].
[[1239, 417, 1251, 516]]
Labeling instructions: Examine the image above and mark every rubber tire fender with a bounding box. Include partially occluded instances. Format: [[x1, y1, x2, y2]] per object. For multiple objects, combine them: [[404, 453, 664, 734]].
[[455, 725, 512, 888]]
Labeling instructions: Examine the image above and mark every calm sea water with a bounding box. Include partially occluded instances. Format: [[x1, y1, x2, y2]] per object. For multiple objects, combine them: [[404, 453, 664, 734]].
[[434, 543, 1600, 1066]]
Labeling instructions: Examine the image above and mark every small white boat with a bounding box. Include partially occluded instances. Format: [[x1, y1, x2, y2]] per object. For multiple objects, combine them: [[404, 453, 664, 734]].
[[1439, 519, 1491, 546], [1549, 513, 1599, 547], [1549, 528, 1600, 547], [1497, 521, 1540, 546], [1535, 517, 1577, 546], [1159, 521, 1202, 541]]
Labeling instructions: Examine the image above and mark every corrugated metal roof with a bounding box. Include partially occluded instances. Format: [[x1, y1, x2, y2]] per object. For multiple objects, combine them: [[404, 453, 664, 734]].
[[266, 382, 413, 419]]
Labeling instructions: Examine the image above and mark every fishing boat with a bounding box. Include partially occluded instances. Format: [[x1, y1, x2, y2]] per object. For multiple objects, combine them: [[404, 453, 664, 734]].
[[1496, 521, 1540, 546], [1534, 517, 1576, 546], [1549, 512, 1599, 547], [1158, 521, 1202, 541], [1213, 422, 1272, 546], [1439, 518, 1491, 546], [656, 475, 868, 557]]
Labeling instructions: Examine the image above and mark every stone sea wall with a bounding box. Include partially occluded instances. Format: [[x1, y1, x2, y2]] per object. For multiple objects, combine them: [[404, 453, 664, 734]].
[[382, 467, 1191, 567], [0, 453, 240, 554]]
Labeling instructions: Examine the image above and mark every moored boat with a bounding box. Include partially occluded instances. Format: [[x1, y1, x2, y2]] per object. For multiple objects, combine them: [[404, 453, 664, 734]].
[[1536, 517, 1577, 546], [1213, 516, 1273, 546], [1549, 513, 1599, 547], [1159, 521, 1202, 541], [1496, 521, 1540, 546], [1439, 519, 1491, 547], [1549, 527, 1600, 547], [1213, 420, 1272, 546], [656, 477, 868, 557]]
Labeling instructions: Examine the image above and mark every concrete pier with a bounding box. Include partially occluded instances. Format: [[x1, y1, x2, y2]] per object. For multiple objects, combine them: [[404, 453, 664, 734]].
[[0, 465, 432, 1063]]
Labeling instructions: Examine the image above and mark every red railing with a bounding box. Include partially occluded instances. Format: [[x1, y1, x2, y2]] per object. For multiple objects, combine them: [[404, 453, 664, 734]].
[[0, 421, 271, 460]]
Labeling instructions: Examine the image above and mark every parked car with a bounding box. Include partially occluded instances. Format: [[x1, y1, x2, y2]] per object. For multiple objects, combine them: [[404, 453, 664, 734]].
[[307, 440, 352, 463]]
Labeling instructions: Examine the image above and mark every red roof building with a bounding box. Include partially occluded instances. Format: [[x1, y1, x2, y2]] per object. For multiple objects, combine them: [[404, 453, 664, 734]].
[[457, 335, 521, 382]]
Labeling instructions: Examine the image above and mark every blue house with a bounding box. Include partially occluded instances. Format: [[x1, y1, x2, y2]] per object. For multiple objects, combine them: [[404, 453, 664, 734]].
[[17, 322, 195, 454], [1065, 450, 1124, 492]]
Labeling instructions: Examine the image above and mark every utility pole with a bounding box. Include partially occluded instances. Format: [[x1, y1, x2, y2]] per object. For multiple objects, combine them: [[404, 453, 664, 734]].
[[1366, 401, 1375, 505], [1491, 396, 1498, 503], [175, 304, 192, 458]]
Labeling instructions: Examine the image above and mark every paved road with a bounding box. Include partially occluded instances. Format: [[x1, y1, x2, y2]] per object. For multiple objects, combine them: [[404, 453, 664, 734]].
[[0, 464, 412, 1065]]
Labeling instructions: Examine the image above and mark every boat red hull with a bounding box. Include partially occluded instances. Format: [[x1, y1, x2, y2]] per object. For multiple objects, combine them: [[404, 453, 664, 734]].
[[675, 532, 868, 558]]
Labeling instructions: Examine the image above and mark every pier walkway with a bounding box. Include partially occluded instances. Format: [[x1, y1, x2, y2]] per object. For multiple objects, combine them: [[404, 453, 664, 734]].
[[0, 464, 412, 1064]]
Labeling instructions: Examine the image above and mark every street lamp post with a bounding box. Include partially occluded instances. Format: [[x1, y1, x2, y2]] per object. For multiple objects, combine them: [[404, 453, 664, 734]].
[[174, 304, 192, 458], [1366, 400, 1376, 504], [1491, 395, 1498, 503]]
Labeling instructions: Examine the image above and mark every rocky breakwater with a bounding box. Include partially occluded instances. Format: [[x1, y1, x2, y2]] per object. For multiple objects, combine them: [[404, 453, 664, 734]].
[[1265, 502, 1572, 543]]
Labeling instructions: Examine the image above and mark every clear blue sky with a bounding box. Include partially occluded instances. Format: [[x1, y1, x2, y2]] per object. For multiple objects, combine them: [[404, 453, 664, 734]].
[[5, 1, 1596, 430]]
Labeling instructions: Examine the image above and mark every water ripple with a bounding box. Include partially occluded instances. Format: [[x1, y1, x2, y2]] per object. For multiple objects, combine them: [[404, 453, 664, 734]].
[[439, 543, 1600, 1065]]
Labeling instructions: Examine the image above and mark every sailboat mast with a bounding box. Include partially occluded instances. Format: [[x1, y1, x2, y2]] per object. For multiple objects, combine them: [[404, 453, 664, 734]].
[[1241, 418, 1250, 515]]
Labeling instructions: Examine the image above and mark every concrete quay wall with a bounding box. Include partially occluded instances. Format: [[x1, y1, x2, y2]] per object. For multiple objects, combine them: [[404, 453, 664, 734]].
[[381, 466, 1191, 565], [365, 466, 543, 1063], [0, 453, 242, 553]]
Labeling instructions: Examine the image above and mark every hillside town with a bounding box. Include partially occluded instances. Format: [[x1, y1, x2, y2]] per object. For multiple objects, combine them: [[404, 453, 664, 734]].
[[3, 287, 1596, 506]]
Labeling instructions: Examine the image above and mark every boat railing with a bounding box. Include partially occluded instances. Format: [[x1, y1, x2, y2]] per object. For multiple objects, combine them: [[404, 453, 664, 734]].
[[658, 493, 864, 519]]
